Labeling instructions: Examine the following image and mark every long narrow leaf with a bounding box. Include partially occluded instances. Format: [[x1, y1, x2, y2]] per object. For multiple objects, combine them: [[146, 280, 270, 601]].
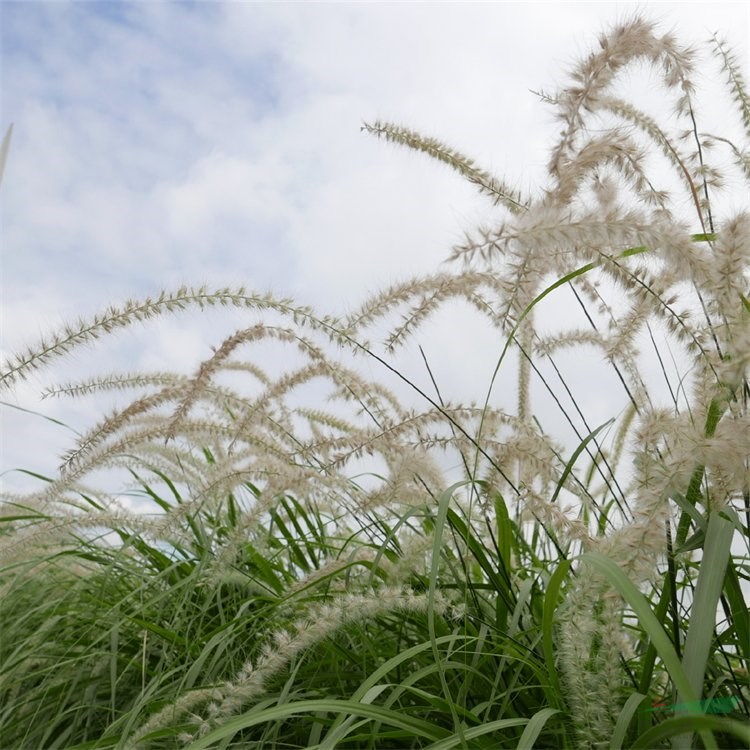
[[182, 698, 449, 749]]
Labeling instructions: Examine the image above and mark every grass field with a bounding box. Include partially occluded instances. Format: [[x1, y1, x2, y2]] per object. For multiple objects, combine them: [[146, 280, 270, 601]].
[[1, 16, 749, 750]]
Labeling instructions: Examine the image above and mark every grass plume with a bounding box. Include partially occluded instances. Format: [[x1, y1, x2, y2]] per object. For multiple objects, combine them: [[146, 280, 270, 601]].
[[1, 15, 749, 750]]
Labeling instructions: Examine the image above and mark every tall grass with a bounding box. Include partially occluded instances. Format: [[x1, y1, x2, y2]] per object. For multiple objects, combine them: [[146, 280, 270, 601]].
[[1, 16, 749, 750]]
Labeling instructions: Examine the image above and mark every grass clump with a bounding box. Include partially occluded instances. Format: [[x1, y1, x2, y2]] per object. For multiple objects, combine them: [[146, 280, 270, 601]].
[[1, 16, 749, 750]]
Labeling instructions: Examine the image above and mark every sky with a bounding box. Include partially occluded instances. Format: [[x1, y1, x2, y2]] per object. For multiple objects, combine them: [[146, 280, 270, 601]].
[[1, 1, 749, 495]]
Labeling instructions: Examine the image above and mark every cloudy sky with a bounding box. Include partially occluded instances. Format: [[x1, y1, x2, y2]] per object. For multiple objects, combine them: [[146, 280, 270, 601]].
[[1, 1, 748, 493]]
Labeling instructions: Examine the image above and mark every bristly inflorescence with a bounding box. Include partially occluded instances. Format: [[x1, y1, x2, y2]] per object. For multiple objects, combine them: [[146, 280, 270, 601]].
[[1, 15, 748, 750]]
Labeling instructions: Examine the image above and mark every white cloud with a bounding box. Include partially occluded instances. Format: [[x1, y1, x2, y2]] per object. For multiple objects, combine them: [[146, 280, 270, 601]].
[[1, 1, 748, 492]]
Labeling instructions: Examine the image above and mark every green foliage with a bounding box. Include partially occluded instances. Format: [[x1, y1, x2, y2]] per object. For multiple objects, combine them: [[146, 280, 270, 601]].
[[2, 16, 749, 750]]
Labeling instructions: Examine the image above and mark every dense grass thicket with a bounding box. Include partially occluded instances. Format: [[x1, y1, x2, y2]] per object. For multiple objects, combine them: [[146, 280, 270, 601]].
[[1, 17, 749, 749]]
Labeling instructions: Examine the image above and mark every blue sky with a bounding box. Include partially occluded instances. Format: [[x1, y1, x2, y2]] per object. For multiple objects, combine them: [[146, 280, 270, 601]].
[[1, 1, 748, 492]]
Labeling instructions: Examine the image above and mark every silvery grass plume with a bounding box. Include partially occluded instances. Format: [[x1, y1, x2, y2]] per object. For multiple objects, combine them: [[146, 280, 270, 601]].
[[1, 15, 749, 750]]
